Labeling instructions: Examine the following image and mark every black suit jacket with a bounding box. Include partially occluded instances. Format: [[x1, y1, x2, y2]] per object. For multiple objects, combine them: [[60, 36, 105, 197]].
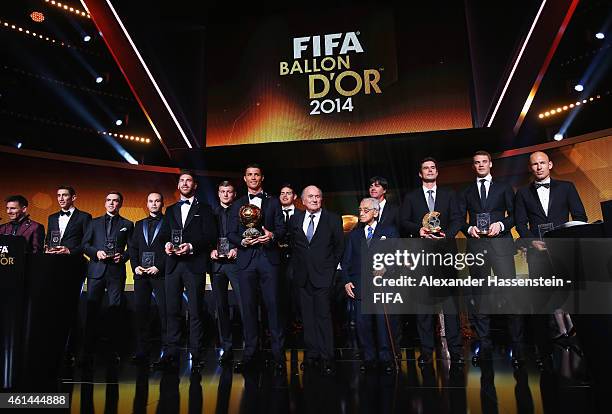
[[342, 223, 399, 299], [163, 199, 217, 274], [83, 214, 133, 279], [211, 204, 237, 273], [458, 178, 515, 254], [378, 201, 399, 230], [515, 179, 587, 241], [46, 208, 92, 256], [128, 215, 170, 279], [290, 209, 344, 288], [227, 194, 286, 269], [400, 187, 461, 238]]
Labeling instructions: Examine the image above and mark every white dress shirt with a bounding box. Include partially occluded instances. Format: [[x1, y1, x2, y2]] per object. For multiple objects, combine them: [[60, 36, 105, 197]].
[[364, 220, 378, 239], [535, 177, 551, 216], [378, 198, 387, 221], [247, 192, 263, 209], [302, 209, 322, 237], [58, 206, 75, 239], [180, 196, 195, 227], [282, 205, 295, 220], [423, 185, 437, 207]]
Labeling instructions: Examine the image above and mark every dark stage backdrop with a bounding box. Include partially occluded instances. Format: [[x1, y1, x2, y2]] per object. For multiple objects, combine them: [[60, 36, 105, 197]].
[[205, 4, 473, 146]]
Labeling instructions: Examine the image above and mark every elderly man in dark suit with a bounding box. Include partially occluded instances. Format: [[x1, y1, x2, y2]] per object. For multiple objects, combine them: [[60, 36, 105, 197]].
[[515, 151, 587, 349], [400, 157, 464, 368], [128, 192, 170, 366], [158, 170, 217, 372], [289, 185, 344, 376], [1, 195, 45, 253], [344, 197, 399, 374], [227, 164, 286, 372], [458, 150, 525, 368], [81, 191, 133, 366]]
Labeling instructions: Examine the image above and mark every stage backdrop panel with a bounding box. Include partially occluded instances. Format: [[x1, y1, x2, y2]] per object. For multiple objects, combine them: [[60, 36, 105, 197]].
[[205, 4, 473, 146]]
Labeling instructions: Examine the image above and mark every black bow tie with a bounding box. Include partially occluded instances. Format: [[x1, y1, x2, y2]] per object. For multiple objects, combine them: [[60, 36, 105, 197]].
[[60, 211, 71, 217], [249, 193, 263, 200], [179, 199, 191, 206], [535, 182, 550, 189], [148, 215, 161, 221]]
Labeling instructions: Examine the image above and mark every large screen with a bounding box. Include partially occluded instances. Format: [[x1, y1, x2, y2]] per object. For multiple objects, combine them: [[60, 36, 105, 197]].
[[205, 6, 473, 147]]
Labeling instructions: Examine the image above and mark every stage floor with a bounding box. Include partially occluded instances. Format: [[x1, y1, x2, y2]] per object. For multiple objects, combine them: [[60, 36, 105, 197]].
[[57, 341, 591, 414]]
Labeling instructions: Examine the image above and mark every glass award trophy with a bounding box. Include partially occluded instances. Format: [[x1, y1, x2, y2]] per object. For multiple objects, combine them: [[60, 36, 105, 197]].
[[49, 230, 62, 250], [104, 237, 117, 256], [476, 213, 491, 236], [141, 251, 155, 269], [217, 237, 230, 257], [171, 229, 183, 250]]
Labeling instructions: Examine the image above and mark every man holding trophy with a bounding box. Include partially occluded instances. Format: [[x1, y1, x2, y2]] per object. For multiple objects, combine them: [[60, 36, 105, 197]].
[[227, 164, 286, 372], [128, 192, 170, 366], [210, 180, 240, 365], [160, 170, 217, 372], [400, 157, 464, 367], [81, 192, 133, 366], [458, 150, 524, 368]]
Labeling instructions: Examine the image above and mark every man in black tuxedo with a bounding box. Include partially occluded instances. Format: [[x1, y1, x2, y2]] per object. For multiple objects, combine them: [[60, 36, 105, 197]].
[[368, 176, 399, 230], [82, 191, 133, 365], [343, 197, 399, 374], [400, 157, 464, 367], [458, 150, 524, 367], [45, 185, 92, 365], [160, 170, 217, 372], [210, 180, 240, 365], [45, 185, 92, 256], [515, 151, 587, 342], [128, 192, 170, 365], [289, 185, 344, 376], [278, 183, 301, 332], [227, 164, 286, 371]]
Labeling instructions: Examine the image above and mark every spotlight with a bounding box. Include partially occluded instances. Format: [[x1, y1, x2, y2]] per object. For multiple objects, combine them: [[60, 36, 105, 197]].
[[95, 76, 103, 83], [574, 84, 584, 92], [115, 119, 123, 126], [595, 32, 605, 40], [553, 133, 564, 141], [30, 11, 45, 23], [83, 35, 91, 42], [16, 142, 22, 149]]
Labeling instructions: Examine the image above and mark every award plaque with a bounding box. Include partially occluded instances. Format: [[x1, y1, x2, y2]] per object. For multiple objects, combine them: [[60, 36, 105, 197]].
[[239, 204, 263, 239], [142, 251, 155, 269], [476, 213, 491, 235], [217, 237, 230, 257], [538, 222, 555, 240], [49, 230, 62, 249], [104, 237, 117, 256], [422, 211, 442, 236], [171, 229, 183, 249]]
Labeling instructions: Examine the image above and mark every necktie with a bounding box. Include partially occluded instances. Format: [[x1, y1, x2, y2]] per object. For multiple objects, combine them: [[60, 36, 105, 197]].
[[535, 182, 550, 189], [60, 210, 71, 217], [179, 199, 191, 206], [306, 214, 315, 242], [427, 190, 435, 212], [10, 221, 19, 236], [283, 209, 291, 223], [106, 215, 114, 237], [147, 218, 157, 245], [249, 193, 263, 200], [366, 226, 374, 245], [479, 179, 487, 207]]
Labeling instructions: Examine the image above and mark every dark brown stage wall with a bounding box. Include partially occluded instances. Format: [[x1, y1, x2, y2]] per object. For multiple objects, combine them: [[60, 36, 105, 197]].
[[0, 147, 235, 284], [0, 129, 610, 279]]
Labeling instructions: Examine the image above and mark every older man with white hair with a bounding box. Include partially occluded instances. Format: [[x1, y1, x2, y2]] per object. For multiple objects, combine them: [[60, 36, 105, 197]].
[[289, 185, 344, 376]]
